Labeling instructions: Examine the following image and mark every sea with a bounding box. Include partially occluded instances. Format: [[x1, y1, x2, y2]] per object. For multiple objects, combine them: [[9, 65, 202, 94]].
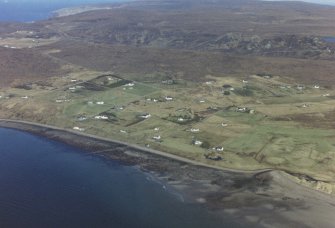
[[0, 0, 128, 22], [0, 128, 241, 227]]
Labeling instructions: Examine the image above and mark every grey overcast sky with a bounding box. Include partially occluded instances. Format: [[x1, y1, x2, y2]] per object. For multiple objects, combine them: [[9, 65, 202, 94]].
[[264, 0, 335, 5], [1, 0, 334, 5], [0, 0, 128, 3]]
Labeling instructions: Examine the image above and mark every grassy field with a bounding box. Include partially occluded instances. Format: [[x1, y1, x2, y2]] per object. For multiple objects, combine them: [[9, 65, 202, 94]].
[[1, 70, 335, 183]]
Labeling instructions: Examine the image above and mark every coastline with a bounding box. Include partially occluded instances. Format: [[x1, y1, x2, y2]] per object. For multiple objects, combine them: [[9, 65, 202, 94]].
[[1, 119, 335, 227]]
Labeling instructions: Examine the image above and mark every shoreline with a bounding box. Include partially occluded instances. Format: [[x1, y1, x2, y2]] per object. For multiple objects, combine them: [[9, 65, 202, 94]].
[[1, 119, 335, 227], [0, 119, 271, 174]]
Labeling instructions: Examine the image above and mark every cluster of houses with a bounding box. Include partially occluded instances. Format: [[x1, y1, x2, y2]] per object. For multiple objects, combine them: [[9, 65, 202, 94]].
[[123, 82, 135, 90], [2, 45, 17, 49], [279, 84, 321, 91], [146, 98, 158, 102], [62, 74, 335, 167]]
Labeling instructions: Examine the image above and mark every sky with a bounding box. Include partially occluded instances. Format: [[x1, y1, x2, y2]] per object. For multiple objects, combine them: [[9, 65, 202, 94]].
[[1, 0, 334, 6], [0, 0, 128, 3], [1, 0, 334, 4], [263, 0, 335, 5]]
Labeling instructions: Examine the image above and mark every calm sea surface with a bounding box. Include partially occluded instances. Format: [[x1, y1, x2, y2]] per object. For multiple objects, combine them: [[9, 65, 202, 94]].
[[0, 1, 128, 22], [0, 128, 240, 228]]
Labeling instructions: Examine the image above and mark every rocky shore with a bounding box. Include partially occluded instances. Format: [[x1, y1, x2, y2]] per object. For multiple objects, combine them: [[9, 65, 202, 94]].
[[1, 119, 335, 227]]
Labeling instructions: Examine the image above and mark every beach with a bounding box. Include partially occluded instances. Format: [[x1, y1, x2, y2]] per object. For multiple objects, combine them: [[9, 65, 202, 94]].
[[0, 119, 335, 227]]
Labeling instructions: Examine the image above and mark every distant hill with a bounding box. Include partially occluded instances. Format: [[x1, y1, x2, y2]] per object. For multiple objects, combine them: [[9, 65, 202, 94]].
[[1, 0, 335, 86]]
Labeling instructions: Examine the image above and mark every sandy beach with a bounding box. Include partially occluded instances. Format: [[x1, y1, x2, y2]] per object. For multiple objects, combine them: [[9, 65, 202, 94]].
[[0, 119, 335, 227]]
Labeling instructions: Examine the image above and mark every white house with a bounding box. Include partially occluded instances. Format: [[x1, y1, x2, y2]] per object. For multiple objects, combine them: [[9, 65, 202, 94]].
[[153, 135, 161, 140], [214, 146, 224, 152], [237, 107, 247, 112], [178, 117, 184, 122], [125, 82, 135, 87], [190, 128, 200, 132], [165, 96, 173, 101], [95, 115, 109, 120], [194, 140, 203, 146], [73, 126, 85, 131], [297, 85, 305, 90], [221, 123, 228, 127], [314, 85, 320, 89], [140, 113, 151, 119], [242, 80, 248, 84], [78, 116, 87, 121], [154, 127, 160, 131], [21, 96, 28, 99], [96, 101, 104, 105], [120, 130, 127, 134]]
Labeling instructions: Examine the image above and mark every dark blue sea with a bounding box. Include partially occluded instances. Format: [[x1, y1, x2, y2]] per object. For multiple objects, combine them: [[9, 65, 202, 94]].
[[0, 128, 239, 227], [0, 0, 127, 22]]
